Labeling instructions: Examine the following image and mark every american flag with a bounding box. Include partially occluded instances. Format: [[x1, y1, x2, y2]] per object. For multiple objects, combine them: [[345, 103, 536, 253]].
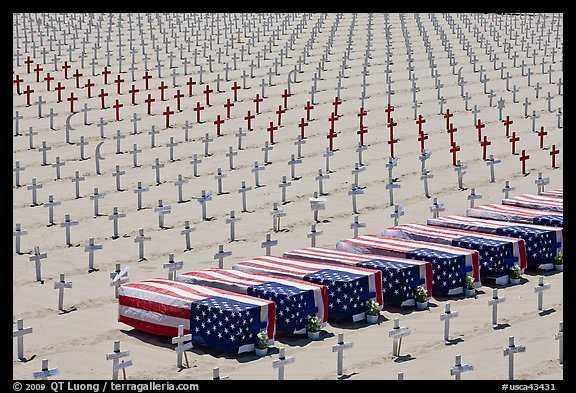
[[335, 234, 480, 297], [540, 189, 563, 198], [176, 268, 328, 335], [282, 247, 432, 307], [233, 256, 383, 322], [502, 194, 563, 212], [382, 224, 528, 285], [467, 203, 563, 228], [427, 215, 563, 271], [118, 278, 275, 354]]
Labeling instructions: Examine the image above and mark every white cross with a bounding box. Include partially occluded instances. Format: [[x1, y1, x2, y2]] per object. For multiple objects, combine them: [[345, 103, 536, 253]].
[[555, 321, 563, 364], [270, 202, 286, 232], [348, 184, 364, 214], [154, 200, 172, 229], [214, 245, 232, 269], [390, 203, 405, 226], [488, 288, 506, 327], [272, 347, 295, 380], [106, 340, 132, 380], [134, 228, 151, 260], [485, 155, 501, 183], [307, 224, 323, 247], [109, 207, 126, 239], [261, 233, 278, 256], [467, 188, 482, 208], [33, 359, 59, 380], [309, 192, 326, 222], [238, 181, 252, 212], [13, 318, 33, 360], [450, 354, 473, 380], [214, 168, 227, 195], [112, 165, 126, 191], [278, 176, 292, 204], [90, 187, 106, 216], [454, 160, 467, 190], [134, 181, 149, 210], [440, 303, 459, 343], [181, 221, 196, 251], [323, 148, 334, 173], [189, 154, 203, 177], [172, 324, 193, 368], [288, 154, 302, 180], [389, 318, 411, 356], [350, 215, 366, 238], [503, 336, 526, 380], [13, 160, 25, 187], [315, 169, 330, 195], [27, 177, 42, 206], [152, 158, 165, 185], [420, 170, 433, 198], [13, 223, 27, 254], [212, 367, 229, 380], [533, 276, 550, 311], [534, 172, 550, 195], [430, 197, 445, 218], [110, 263, 129, 298], [163, 254, 184, 280], [54, 273, 73, 311], [202, 133, 213, 156], [84, 237, 103, 272], [226, 146, 238, 170], [226, 211, 241, 242], [331, 332, 353, 376], [386, 179, 401, 206], [29, 246, 47, 282], [197, 190, 212, 221]]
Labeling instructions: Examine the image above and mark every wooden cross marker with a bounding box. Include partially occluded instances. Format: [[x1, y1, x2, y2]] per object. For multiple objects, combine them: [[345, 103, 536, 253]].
[[332, 332, 353, 376], [389, 318, 411, 356], [270, 202, 286, 232], [33, 359, 59, 380], [214, 245, 232, 269], [155, 200, 172, 229], [453, 160, 467, 190], [27, 177, 42, 206], [488, 288, 506, 327], [172, 324, 192, 368], [261, 233, 278, 256], [181, 221, 196, 251], [134, 181, 149, 211], [272, 347, 295, 380], [212, 367, 229, 380], [226, 211, 241, 242], [534, 276, 551, 311], [440, 303, 459, 343], [13, 319, 33, 360], [485, 155, 501, 183], [519, 150, 530, 175], [29, 246, 47, 282], [202, 133, 213, 157], [53, 272, 73, 312], [60, 214, 79, 247], [39, 141, 51, 166], [430, 197, 445, 218], [71, 171, 85, 199], [444, 108, 454, 130], [197, 190, 212, 221], [214, 168, 227, 195], [236, 181, 252, 213], [537, 127, 548, 149], [164, 254, 184, 281], [84, 238, 103, 272], [450, 354, 473, 380], [480, 135, 491, 160], [226, 146, 238, 171], [13, 160, 25, 188], [549, 144, 560, 168], [110, 263, 129, 298], [467, 188, 482, 208], [235, 127, 247, 151], [190, 154, 202, 177], [152, 158, 165, 185], [420, 169, 433, 198], [534, 172, 550, 195], [279, 176, 292, 204], [390, 203, 405, 227], [349, 214, 366, 237], [503, 336, 526, 380], [315, 169, 330, 196], [134, 228, 151, 261], [307, 223, 324, 248], [504, 116, 513, 137], [262, 141, 274, 165], [106, 340, 132, 380], [13, 223, 28, 255], [555, 321, 563, 364], [510, 132, 520, 155], [89, 188, 106, 217]]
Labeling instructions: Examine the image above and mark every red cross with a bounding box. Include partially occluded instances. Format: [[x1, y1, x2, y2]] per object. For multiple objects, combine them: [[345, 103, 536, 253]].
[[193, 101, 204, 123], [158, 81, 168, 101], [254, 94, 263, 114], [231, 81, 241, 102], [282, 89, 292, 110], [475, 119, 485, 142], [510, 132, 520, 155], [144, 94, 155, 115], [102, 66, 111, 84], [357, 126, 368, 146], [214, 114, 225, 136], [304, 101, 314, 121], [174, 89, 184, 112], [13, 74, 23, 94], [444, 109, 454, 130], [85, 79, 95, 98], [328, 112, 338, 134], [99, 89, 108, 109], [357, 107, 367, 129], [113, 74, 124, 94], [203, 85, 213, 106], [416, 115, 426, 133], [276, 105, 286, 126], [34, 63, 43, 83], [299, 117, 309, 139], [388, 132, 399, 158], [143, 71, 152, 90], [244, 110, 255, 131], [550, 144, 560, 168], [450, 142, 460, 166], [186, 77, 196, 96], [267, 122, 278, 144], [519, 149, 530, 175], [224, 98, 234, 119], [327, 131, 338, 151], [385, 103, 394, 123], [24, 56, 34, 74], [73, 69, 83, 88], [129, 85, 140, 105], [503, 116, 513, 137], [447, 123, 458, 146], [55, 82, 65, 103], [44, 73, 54, 91], [163, 106, 174, 128], [387, 118, 397, 140], [332, 96, 342, 117], [62, 61, 71, 79], [537, 126, 548, 149], [67, 92, 78, 113], [418, 131, 429, 153], [23, 85, 34, 106], [113, 99, 123, 121], [480, 135, 492, 160]]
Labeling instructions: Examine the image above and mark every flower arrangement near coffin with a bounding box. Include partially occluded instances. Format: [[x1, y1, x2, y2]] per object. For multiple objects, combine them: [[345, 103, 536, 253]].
[[414, 285, 427, 303], [465, 275, 475, 290], [555, 252, 563, 265], [305, 315, 321, 333], [509, 265, 522, 280], [256, 330, 269, 350], [366, 299, 380, 316]]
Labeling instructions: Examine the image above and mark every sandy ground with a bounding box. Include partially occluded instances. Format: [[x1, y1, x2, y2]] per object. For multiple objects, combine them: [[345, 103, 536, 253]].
[[13, 12, 562, 380]]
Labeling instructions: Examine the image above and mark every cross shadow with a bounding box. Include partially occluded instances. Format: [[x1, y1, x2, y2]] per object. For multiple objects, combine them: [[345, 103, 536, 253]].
[[203, 217, 215, 222], [16, 354, 36, 363], [337, 372, 359, 380], [394, 354, 415, 363], [216, 192, 230, 196], [539, 308, 556, 316], [445, 337, 464, 346], [292, 177, 302, 181], [160, 226, 174, 230], [281, 201, 291, 205], [88, 268, 100, 273], [58, 306, 77, 315], [493, 323, 511, 330], [177, 199, 191, 204]]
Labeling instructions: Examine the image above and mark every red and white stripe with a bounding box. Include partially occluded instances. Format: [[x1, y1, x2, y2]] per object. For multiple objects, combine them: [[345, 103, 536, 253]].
[[467, 203, 563, 221], [540, 189, 563, 198], [336, 234, 481, 284], [383, 223, 527, 270], [502, 194, 563, 212], [233, 256, 383, 307], [118, 278, 275, 340], [177, 268, 328, 324]]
